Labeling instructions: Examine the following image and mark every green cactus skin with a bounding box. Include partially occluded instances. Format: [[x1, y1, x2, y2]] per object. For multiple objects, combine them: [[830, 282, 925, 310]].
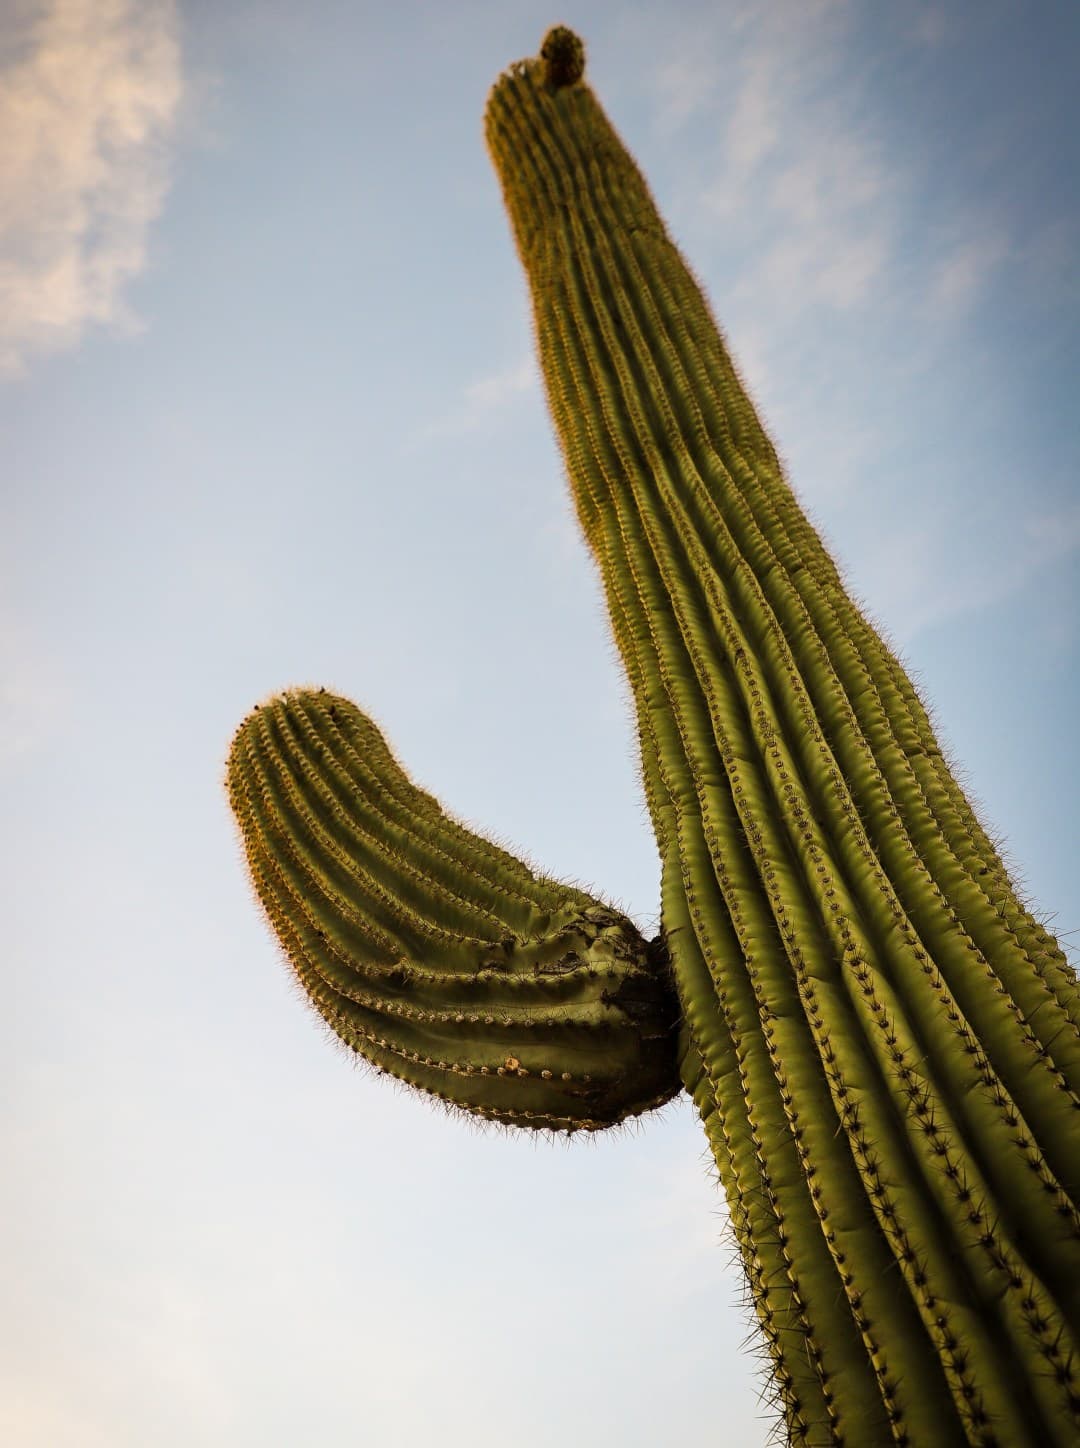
[[227, 27, 1080, 1448]]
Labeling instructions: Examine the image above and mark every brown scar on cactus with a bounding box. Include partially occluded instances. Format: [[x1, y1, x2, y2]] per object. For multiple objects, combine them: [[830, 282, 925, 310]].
[[228, 25, 1080, 1448]]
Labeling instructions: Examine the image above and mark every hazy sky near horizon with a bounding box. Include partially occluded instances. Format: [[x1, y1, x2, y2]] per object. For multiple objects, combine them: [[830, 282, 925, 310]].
[[4, 2, 1079, 1444]]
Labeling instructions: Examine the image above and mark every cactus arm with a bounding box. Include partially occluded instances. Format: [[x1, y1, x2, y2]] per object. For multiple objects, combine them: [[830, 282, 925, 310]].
[[227, 688, 681, 1130], [483, 29, 1080, 1446]]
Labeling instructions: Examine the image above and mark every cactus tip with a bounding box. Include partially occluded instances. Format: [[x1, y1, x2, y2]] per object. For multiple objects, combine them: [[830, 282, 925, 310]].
[[540, 25, 585, 88]]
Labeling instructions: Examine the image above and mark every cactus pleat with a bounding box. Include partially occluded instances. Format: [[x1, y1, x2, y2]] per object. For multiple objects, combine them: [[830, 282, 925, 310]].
[[228, 689, 681, 1130], [226, 27, 1080, 1448]]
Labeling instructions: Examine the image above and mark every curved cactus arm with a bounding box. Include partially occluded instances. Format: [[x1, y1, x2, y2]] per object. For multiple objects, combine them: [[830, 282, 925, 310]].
[[227, 687, 681, 1131]]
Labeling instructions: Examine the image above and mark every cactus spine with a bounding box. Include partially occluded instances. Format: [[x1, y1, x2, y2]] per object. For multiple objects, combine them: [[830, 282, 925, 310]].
[[227, 27, 1080, 1447]]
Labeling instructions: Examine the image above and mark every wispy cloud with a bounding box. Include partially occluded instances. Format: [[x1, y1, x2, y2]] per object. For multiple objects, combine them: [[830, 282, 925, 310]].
[[925, 231, 1010, 318], [721, 53, 781, 194], [695, 35, 896, 313], [460, 354, 535, 416], [634, 1, 1077, 661], [416, 353, 537, 441], [0, 0, 182, 379], [653, 51, 723, 136], [640, 2, 902, 511], [854, 496, 1080, 645], [755, 228, 889, 312], [641, 0, 901, 354]]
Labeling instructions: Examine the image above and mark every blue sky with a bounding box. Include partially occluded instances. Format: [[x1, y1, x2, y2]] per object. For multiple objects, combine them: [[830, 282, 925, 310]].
[[4, 1, 1078, 1444]]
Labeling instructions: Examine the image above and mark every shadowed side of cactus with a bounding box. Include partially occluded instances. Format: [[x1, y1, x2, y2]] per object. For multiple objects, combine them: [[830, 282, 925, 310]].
[[227, 25, 1080, 1448]]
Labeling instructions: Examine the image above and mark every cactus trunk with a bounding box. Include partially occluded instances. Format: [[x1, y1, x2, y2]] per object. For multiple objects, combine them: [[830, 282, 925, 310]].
[[227, 27, 1080, 1448]]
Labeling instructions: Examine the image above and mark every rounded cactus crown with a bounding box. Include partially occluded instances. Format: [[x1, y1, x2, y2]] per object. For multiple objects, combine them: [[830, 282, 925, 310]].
[[540, 25, 585, 88]]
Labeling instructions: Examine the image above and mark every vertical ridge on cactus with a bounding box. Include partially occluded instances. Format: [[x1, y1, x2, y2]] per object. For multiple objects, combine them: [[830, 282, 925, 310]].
[[227, 27, 1080, 1447]]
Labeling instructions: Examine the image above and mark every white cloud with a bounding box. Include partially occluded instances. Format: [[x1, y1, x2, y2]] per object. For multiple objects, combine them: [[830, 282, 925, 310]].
[[663, 8, 897, 323], [771, 132, 885, 226], [417, 353, 537, 440], [724, 55, 781, 188], [692, 53, 781, 221], [854, 496, 1080, 645], [926, 232, 1010, 317], [756, 228, 889, 312], [653, 52, 722, 135], [461, 353, 535, 414], [0, 0, 182, 378]]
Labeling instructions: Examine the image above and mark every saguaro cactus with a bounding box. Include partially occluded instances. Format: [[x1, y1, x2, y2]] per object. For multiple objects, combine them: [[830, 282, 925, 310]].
[[227, 27, 1080, 1447]]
